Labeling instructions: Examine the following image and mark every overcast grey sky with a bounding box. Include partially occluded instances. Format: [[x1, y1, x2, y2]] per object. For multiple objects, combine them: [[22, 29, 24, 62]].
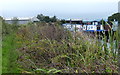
[[0, 0, 119, 20]]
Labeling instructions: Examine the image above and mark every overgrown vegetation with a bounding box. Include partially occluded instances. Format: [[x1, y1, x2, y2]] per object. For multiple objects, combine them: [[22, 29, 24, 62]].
[[2, 15, 120, 74], [16, 22, 119, 73]]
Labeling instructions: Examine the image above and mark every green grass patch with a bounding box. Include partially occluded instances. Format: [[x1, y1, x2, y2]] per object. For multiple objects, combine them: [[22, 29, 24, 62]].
[[2, 34, 20, 73]]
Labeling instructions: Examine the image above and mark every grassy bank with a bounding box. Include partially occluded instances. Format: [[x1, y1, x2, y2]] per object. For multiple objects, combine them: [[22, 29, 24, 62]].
[[2, 34, 19, 73]]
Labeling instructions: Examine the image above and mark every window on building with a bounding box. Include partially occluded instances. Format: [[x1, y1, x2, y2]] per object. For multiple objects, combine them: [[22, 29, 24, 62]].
[[97, 26, 100, 30]]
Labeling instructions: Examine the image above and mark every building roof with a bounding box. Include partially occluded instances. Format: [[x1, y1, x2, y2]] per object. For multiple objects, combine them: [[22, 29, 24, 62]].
[[4, 17, 39, 21], [65, 19, 82, 21], [5, 17, 31, 21], [30, 17, 39, 22]]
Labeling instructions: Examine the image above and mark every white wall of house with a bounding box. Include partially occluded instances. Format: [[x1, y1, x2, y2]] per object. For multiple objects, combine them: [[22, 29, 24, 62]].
[[100, 25, 104, 30], [83, 25, 87, 30], [75, 25, 83, 31], [87, 25, 96, 31], [63, 23, 106, 31], [64, 25, 71, 29], [63, 24, 83, 31], [112, 21, 118, 31]]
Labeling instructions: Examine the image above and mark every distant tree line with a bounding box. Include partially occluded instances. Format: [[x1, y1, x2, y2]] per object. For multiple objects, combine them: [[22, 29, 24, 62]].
[[108, 13, 120, 24], [37, 14, 57, 23]]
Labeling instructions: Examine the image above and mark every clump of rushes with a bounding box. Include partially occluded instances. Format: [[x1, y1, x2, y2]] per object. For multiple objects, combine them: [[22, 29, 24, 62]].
[[16, 22, 119, 73]]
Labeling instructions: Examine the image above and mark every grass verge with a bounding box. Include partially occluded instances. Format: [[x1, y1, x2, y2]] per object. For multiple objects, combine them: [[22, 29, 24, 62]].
[[2, 34, 19, 73], [0, 17, 2, 74]]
